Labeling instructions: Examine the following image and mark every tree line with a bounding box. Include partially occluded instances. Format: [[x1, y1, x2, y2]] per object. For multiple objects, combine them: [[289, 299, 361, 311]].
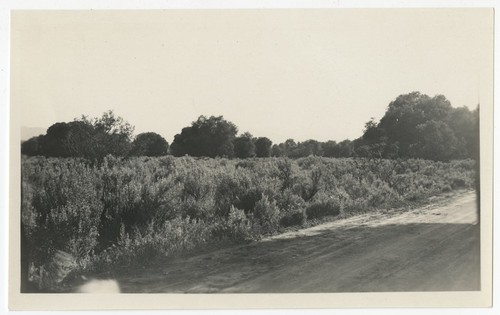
[[21, 92, 479, 161]]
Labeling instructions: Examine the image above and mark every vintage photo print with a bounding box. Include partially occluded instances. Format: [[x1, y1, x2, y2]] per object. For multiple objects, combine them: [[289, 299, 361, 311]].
[[7, 6, 494, 311]]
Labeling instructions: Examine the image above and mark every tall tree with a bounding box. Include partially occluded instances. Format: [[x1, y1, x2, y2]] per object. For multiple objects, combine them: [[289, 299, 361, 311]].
[[63, 121, 98, 158], [282, 139, 297, 157], [410, 120, 460, 161], [321, 140, 338, 158], [254, 137, 272, 157], [21, 135, 44, 156], [362, 118, 386, 145], [361, 92, 479, 161], [337, 140, 354, 157], [234, 132, 256, 158], [170, 115, 238, 158], [130, 132, 169, 157], [41, 122, 72, 157], [377, 92, 453, 157], [298, 140, 323, 157], [80, 110, 134, 159], [271, 144, 284, 157], [29, 111, 134, 160], [446, 106, 479, 159]]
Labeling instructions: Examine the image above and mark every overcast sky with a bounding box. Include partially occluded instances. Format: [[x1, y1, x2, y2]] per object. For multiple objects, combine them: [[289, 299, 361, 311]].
[[12, 9, 493, 143]]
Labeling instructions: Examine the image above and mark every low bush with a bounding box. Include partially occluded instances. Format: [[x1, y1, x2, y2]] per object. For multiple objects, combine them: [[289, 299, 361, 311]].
[[276, 189, 305, 213], [305, 198, 341, 220], [21, 156, 477, 282], [252, 195, 281, 233], [224, 206, 254, 241], [92, 217, 215, 269], [280, 210, 307, 227]]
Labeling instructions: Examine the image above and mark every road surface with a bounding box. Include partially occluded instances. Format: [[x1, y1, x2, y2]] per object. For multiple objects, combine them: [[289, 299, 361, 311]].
[[100, 191, 481, 293]]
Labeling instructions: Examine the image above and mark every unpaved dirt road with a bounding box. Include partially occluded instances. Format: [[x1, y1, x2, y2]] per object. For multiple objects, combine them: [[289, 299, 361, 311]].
[[112, 191, 480, 293]]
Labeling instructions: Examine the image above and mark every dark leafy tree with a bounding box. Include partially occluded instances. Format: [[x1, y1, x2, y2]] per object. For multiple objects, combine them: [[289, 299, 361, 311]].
[[321, 140, 338, 158], [130, 132, 169, 157], [361, 92, 478, 161], [170, 115, 237, 158], [63, 121, 97, 158], [357, 118, 399, 159], [278, 139, 297, 157], [299, 140, 323, 157], [283, 139, 297, 153], [355, 139, 399, 159], [337, 139, 354, 157], [21, 135, 44, 156], [446, 106, 479, 159], [272, 139, 356, 159], [41, 122, 73, 157], [377, 92, 453, 157], [79, 110, 134, 159], [40, 121, 95, 158], [255, 137, 272, 157], [362, 118, 386, 145], [29, 111, 133, 160], [234, 132, 256, 158], [410, 120, 460, 161], [271, 144, 284, 157]]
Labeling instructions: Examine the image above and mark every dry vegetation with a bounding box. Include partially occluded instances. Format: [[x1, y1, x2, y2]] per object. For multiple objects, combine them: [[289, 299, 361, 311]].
[[21, 155, 476, 289]]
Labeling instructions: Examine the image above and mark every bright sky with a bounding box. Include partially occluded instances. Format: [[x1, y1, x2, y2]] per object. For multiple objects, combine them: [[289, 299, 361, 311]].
[[12, 9, 493, 144]]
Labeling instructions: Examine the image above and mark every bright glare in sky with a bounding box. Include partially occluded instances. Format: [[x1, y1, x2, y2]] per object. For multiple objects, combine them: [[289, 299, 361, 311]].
[[12, 9, 493, 143]]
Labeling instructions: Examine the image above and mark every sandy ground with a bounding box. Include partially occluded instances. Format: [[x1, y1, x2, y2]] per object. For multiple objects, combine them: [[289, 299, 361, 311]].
[[90, 191, 481, 293]]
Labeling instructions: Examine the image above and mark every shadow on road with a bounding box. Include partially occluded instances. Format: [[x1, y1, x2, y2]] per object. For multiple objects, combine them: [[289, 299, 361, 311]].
[[109, 221, 480, 293]]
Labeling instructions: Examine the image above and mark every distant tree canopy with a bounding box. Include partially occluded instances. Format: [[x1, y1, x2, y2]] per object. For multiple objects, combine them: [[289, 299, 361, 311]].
[[83, 110, 135, 158], [234, 132, 256, 158], [170, 115, 238, 158], [21, 92, 479, 161], [129, 132, 169, 157], [21, 111, 134, 160], [269, 138, 353, 159], [357, 92, 479, 161], [21, 135, 44, 157], [254, 137, 272, 158]]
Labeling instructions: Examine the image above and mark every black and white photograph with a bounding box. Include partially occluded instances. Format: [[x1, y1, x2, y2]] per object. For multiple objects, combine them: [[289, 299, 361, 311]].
[[3, 2, 495, 311]]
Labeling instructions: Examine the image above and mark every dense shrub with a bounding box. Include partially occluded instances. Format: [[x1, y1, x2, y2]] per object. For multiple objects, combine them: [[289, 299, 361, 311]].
[[280, 210, 307, 227], [252, 195, 281, 233], [22, 158, 102, 268], [92, 217, 215, 268], [305, 197, 341, 220], [224, 206, 254, 241], [276, 189, 305, 213], [21, 156, 477, 283], [214, 172, 258, 216]]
